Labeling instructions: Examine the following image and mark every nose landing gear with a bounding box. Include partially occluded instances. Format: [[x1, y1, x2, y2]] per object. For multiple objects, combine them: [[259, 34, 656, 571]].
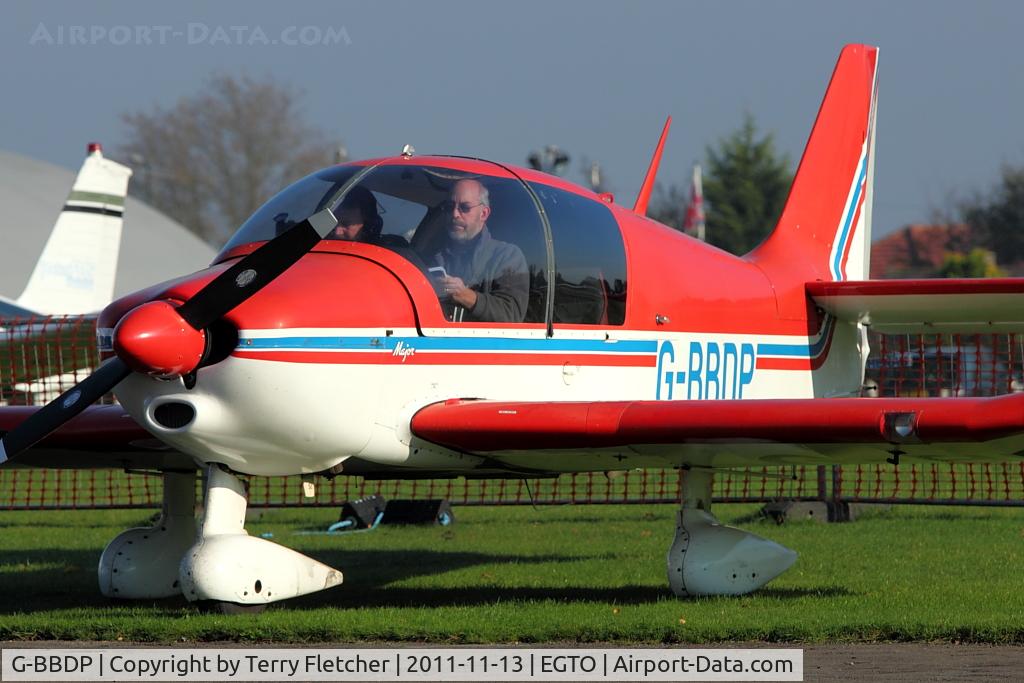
[[98, 465, 343, 611], [179, 466, 343, 608]]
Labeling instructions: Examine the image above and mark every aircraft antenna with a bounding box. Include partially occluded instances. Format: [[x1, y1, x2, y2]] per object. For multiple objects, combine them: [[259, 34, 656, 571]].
[[632, 116, 672, 216]]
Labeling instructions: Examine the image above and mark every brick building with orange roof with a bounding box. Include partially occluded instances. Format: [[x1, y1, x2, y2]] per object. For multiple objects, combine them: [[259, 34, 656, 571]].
[[869, 224, 977, 278]]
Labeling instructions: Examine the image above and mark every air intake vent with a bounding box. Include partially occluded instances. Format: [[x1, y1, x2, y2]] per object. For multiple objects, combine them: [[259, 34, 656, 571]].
[[153, 402, 196, 429]]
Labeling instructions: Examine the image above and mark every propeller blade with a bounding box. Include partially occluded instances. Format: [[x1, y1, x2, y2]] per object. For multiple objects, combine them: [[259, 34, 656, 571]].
[[0, 357, 131, 463], [176, 208, 337, 330]]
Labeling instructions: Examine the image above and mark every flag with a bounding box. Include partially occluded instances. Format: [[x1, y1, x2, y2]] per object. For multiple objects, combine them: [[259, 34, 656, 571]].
[[682, 164, 705, 241]]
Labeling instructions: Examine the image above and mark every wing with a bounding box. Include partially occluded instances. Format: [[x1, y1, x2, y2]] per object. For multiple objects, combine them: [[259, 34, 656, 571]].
[[411, 396, 1024, 470], [808, 279, 1024, 333], [0, 404, 193, 470]]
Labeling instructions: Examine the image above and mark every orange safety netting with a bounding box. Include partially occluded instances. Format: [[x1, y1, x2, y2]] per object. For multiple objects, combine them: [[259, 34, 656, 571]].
[[3, 317, 1024, 509]]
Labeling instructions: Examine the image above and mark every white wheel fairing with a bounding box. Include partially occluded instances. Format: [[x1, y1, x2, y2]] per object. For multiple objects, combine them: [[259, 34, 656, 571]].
[[180, 535, 343, 605], [98, 472, 196, 599], [179, 466, 342, 605], [667, 509, 797, 596]]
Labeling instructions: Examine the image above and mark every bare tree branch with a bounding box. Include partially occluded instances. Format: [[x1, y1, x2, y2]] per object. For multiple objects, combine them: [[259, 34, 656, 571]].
[[119, 74, 340, 245]]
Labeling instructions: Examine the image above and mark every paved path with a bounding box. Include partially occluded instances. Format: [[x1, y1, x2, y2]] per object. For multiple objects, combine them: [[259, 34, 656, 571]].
[[804, 643, 1024, 681]]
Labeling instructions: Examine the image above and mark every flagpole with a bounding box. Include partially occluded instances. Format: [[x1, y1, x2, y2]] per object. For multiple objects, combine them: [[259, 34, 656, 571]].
[[682, 162, 706, 242], [693, 164, 705, 242]]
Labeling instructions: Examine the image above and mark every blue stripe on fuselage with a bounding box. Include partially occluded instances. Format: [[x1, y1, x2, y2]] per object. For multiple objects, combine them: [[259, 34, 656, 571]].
[[238, 336, 658, 353], [755, 316, 835, 358], [830, 156, 868, 281]]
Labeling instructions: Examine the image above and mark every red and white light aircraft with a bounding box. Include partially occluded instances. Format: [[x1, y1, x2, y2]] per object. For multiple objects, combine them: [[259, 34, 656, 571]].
[[2, 44, 1023, 609]]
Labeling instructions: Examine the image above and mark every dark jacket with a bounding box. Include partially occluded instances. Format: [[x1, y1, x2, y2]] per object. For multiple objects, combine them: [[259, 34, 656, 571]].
[[432, 226, 529, 322]]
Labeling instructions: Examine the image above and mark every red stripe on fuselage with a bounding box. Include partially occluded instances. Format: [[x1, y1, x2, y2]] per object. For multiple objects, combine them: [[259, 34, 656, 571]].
[[756, 357, 811, 371], [232, 351, 658, 367], [756, 322, 836, 371], [838, 178, 866, 279]]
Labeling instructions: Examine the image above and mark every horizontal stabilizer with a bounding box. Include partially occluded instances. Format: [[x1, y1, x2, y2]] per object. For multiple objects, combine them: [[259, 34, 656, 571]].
[[808, 279, 1024, 333], [0, 298, 42, 319]]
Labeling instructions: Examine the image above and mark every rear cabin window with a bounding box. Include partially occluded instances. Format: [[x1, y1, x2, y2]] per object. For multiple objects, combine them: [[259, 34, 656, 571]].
[[530, 184, 627, 325]]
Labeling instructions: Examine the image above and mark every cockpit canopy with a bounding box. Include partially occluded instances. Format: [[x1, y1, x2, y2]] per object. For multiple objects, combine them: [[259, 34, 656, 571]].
[[218, 158, 627, 326]]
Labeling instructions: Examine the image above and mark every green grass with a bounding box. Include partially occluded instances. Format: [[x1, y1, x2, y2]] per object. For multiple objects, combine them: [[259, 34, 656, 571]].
[[0, 504, 1022, 643]]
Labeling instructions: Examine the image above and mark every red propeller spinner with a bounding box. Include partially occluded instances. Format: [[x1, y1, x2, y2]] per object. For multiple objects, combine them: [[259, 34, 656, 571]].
[[112, 300, 207, 377]]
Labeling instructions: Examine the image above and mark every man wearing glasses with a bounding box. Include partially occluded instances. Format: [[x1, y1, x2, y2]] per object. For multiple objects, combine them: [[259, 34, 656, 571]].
[[431, 178, 529, 323]]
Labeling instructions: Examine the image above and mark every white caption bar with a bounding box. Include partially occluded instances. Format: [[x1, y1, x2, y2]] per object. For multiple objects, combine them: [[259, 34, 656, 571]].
[[2, 648, 802, 681]]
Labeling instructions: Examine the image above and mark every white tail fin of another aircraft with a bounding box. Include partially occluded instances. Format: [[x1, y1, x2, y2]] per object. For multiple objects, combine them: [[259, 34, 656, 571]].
[[12, 143, 132, 315]]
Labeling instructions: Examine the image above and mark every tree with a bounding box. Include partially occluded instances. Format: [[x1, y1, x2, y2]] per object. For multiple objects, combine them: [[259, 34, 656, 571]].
[[119, 74, 341, 245], [702, 114, 792, 255], [646, 115, 792, 255], [939, 248, 1004, 278], [647, 182, 689, 231], [960, 165, 1024, 265]]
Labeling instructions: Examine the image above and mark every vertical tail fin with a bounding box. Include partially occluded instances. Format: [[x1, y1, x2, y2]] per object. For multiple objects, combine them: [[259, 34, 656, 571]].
[[749, 45, 878, 283], [16, 143, 132, 315]]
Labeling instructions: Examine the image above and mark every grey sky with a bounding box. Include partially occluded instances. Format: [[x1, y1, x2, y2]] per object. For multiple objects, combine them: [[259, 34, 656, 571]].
[[2, 0, 1023, 241]]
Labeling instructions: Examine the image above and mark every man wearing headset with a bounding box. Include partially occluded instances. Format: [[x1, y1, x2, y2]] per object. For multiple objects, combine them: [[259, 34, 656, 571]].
[[333, 186, 385, 243]]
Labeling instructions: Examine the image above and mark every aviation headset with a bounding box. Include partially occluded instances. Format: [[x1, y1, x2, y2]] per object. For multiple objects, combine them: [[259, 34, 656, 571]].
[[340, 186, 384, 242]]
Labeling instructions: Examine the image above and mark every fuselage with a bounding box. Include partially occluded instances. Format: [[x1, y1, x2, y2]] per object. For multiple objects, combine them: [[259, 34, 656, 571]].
[[98, 156, 865, 476]]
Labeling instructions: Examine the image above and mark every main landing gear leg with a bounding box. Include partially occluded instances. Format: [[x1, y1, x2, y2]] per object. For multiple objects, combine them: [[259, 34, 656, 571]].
[[667, 468, 797, 596], [98, 470, 197, 599], [179, 465, 342, 610]]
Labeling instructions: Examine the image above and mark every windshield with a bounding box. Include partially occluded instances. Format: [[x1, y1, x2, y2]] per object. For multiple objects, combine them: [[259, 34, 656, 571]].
[[217, 165, 363, 256], [217, 162, 550, 324]]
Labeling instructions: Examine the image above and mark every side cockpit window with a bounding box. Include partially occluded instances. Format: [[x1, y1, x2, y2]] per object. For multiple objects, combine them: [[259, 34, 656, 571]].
[[530, 183, 627, 326], [348, 165, 548, 325]]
